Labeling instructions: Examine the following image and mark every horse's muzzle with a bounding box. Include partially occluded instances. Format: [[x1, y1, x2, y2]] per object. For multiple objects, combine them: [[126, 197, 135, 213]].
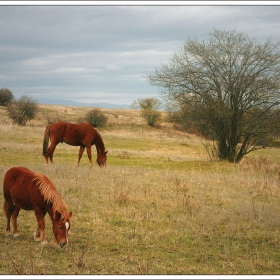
[[59, 241, 68, 248]]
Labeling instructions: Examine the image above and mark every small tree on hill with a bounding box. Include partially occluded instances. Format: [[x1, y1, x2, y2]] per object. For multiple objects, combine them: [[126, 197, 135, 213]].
[[6, 95, 38, 125], [85, 108, 108, 127], [132, 98, 162, 127], [0, 88, 14, 106]]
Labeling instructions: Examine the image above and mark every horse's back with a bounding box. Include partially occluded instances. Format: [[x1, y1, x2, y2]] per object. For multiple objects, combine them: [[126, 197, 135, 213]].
[[51, 121, 93, 132], [67, 122, 96, 134], [3, 166, 33, 191], [49, 122, 68, 138], [60, 122, 97, 146], [3, 167, 43, 210]]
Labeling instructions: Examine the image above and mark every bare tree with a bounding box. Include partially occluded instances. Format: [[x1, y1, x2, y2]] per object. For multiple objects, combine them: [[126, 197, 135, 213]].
[[0, 88, 14, 106], [147, 29, 280, 163], [6, 95, 38, 125]]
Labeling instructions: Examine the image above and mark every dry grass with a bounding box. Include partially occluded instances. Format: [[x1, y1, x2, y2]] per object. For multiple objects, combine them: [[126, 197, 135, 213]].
[[1, 104, 280, 275]]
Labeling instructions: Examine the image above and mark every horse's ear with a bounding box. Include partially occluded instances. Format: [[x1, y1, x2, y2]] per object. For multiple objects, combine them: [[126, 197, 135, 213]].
[[54, 210, 61, 221], [69, 211, 73, 218], [105, 150, 108, 154]]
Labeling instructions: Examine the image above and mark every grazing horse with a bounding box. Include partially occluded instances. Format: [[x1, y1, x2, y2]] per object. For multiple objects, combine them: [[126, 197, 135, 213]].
[[42, 121, 108, 167], [3, 166, 72, 247]]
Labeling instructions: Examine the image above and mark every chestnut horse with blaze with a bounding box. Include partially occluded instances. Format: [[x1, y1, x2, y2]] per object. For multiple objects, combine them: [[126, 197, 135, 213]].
[[3, 167, 72, 247], [43, 121, 108, 167]]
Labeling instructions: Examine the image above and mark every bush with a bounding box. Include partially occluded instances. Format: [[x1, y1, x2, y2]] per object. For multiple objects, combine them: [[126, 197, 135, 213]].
[[85, 108, 108, 127], [141, 109, 161, 127], [0, 88, 14, 106], [132, 98, 162, 127], [45, 112, 63, 124], [6, 95, 38, 125]]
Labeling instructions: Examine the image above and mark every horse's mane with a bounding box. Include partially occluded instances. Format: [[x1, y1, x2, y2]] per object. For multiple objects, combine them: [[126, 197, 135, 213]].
[[33, 174, 69, 221], [95, 129, 106, 152]]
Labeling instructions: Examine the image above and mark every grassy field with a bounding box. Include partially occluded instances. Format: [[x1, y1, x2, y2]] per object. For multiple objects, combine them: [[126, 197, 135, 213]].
[[1, 105, 280, 275]]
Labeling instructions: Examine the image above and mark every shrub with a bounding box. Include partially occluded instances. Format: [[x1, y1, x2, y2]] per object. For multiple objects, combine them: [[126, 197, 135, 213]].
[[45, 112, 63, 124], [85, 108, 108, 127], [141, 109, 161, 127], [6, 95, 38, 125], [132, 98, 162, 127], [0, 88, 14, 106]]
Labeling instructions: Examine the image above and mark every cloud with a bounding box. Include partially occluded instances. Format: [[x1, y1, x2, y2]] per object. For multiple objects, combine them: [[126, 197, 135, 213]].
[[0, 4, 280, 105]]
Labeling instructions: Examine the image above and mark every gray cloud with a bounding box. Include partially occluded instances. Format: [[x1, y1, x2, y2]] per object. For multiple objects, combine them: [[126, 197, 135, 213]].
[[1, 4, 280, 105]]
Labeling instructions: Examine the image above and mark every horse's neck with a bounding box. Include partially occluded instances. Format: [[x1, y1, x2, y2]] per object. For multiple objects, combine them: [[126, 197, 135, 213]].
[[46, 205, 56, 221], [45, 196, 66, 222]]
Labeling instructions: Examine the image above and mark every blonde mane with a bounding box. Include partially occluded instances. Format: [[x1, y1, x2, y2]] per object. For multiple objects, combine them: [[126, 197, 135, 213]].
[[33, 174, 69, 221]]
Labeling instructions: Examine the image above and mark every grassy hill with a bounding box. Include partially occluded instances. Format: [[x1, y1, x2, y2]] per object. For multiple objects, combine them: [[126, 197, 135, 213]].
[[0, 104, 280, 275]]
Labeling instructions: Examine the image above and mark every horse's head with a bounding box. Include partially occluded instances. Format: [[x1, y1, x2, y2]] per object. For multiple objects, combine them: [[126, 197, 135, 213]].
[[53, 211, 72, 248], [97, 150, 108, 168]]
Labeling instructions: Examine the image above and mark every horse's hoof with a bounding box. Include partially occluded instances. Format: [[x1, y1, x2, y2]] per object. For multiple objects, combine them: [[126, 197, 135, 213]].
[[13, 235, 20, 239], [33, 232, 41, 241], [6, 233, 12, 238], [41, 240, 48, 246]]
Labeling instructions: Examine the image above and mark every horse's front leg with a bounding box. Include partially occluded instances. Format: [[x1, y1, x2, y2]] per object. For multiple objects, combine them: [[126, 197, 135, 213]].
[[86, 146, 93, 167], [33, 227, 42, 241], [77, 146, 85, 166], [34, 210, 47, 245]]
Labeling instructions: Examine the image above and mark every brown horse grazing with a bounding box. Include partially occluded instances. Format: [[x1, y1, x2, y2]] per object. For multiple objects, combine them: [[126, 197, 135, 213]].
[[3, 167, 72, 247], [42, 121, 108, 167]]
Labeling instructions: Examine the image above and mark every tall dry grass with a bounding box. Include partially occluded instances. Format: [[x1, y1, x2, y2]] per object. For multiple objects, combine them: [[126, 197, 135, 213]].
[[0, 105, 280, 275]]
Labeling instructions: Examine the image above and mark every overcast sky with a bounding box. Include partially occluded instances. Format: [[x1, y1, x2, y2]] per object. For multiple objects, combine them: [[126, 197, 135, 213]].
[[1, 2, 280, 106]]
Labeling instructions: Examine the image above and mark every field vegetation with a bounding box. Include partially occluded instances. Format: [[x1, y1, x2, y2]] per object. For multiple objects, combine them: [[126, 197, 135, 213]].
[[0, 104, 280, 275]]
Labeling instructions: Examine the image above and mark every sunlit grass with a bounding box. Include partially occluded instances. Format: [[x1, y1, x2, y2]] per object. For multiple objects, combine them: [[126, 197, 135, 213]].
[[1, 163, 280, 274], [1, 105, 280, 275]]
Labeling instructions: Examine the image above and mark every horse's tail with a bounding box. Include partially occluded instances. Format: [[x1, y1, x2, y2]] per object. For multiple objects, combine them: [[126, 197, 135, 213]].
[[42, 125, 51, 156]]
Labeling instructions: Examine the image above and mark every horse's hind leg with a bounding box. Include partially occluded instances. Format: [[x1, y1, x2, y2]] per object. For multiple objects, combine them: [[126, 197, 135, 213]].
[[46, 143, 57, 164], [11, 206, 21, 238], [4, 199, 13, 237]]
